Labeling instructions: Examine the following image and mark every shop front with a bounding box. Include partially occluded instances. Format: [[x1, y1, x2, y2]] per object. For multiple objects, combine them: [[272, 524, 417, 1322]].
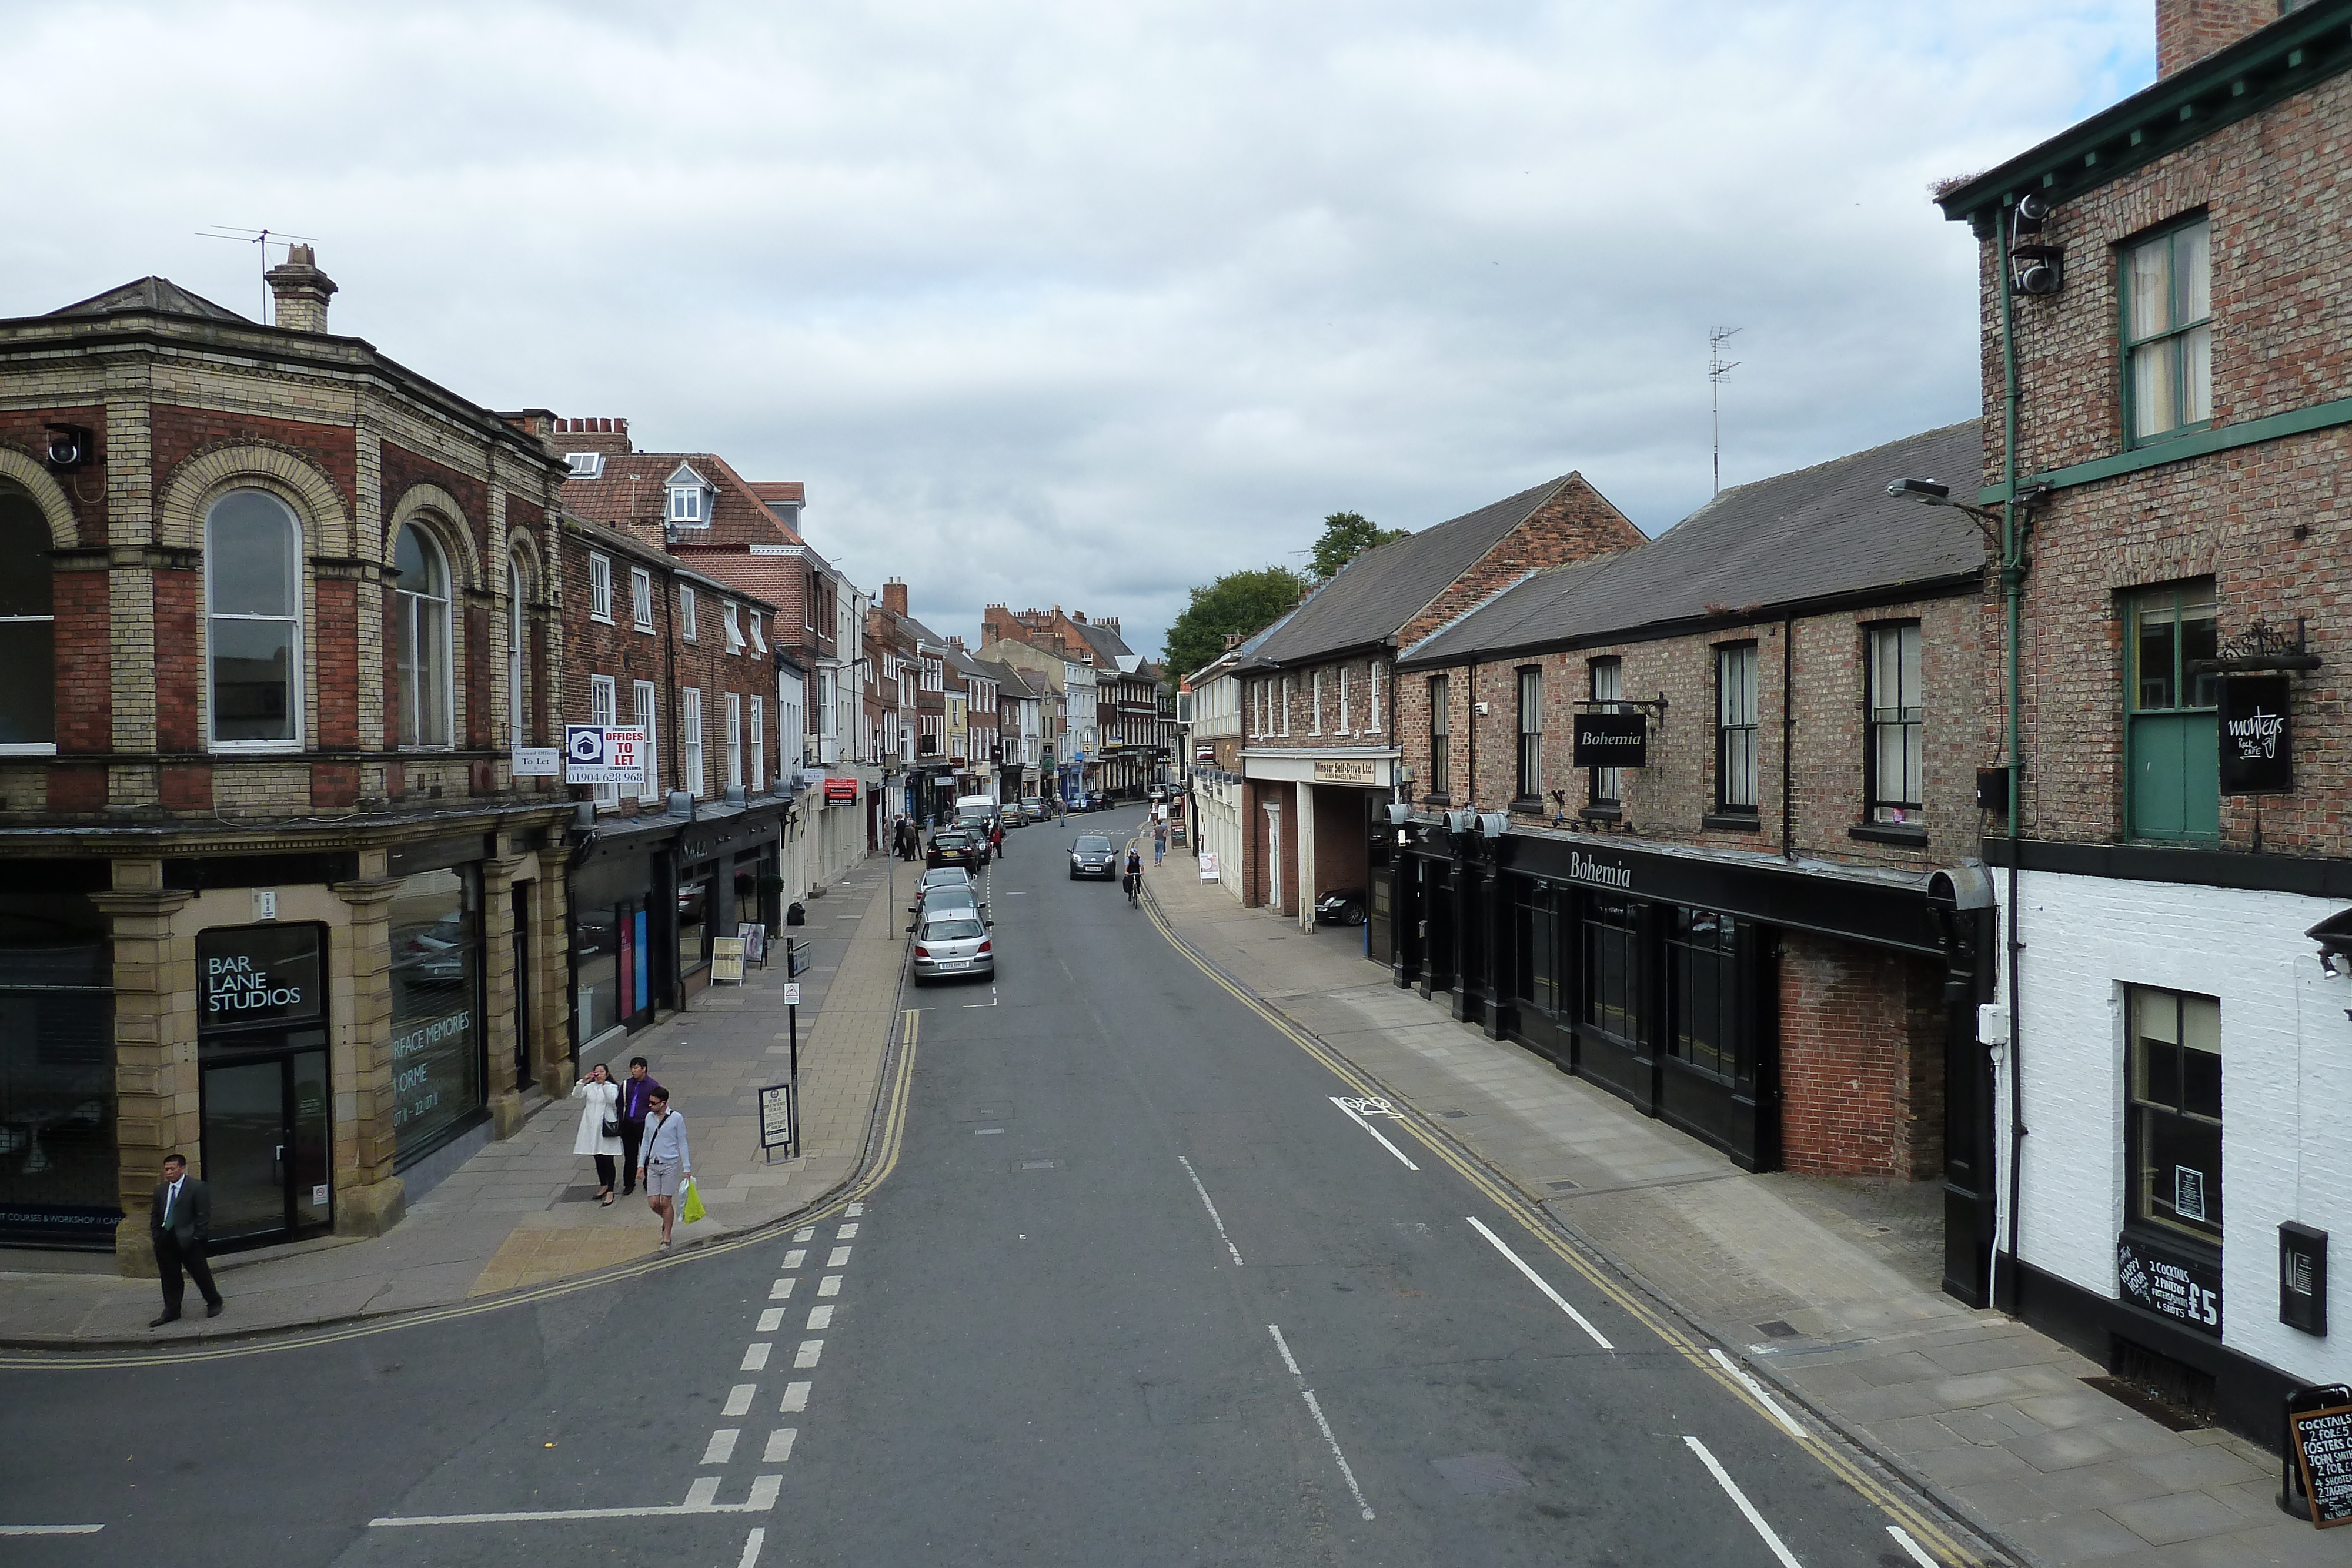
[[570, 835, 669, 1059], [1238, 748, 1399, 930], [196, 921, 333, 1251], [0, 880, 116, 1249], [386, 856, 490, 1181]]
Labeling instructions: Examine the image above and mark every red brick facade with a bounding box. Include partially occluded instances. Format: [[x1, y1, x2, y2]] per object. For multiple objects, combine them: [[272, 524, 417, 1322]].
[[1778, 933, 1945, 1178]]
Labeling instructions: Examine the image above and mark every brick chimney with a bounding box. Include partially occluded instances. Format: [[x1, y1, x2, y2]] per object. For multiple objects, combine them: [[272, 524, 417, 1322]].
[[1096, 616, 1119, 637], [947, 634, 966, 652], [2157, 0, 2277, 78], [263, 244, 336, 334], [882, 578, 908, 617], [550, 416, 633, 456]]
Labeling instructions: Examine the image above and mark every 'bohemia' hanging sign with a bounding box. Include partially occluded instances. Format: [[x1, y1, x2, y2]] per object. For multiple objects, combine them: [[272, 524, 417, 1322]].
[[1572, 711, 1648, 769], [2219, 674, 2293, 795]]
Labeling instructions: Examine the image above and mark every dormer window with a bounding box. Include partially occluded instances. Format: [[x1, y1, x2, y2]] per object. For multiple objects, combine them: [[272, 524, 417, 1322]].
[[665, 463, 711, 527], [566, 452, 605, 480]]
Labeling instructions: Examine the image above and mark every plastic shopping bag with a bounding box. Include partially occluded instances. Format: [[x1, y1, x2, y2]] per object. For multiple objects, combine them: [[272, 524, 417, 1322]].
[[679, 1178, 707, 1225]]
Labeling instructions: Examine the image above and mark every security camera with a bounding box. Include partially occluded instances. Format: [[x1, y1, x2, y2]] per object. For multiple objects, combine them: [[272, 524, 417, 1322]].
[[2009, 245, 2063, 296], [44, 423, 92, 471], [2013, 192, 2052, 234]]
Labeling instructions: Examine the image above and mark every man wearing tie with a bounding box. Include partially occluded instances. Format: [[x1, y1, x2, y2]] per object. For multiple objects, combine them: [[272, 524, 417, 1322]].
[[149, 1152, 223, 1326]]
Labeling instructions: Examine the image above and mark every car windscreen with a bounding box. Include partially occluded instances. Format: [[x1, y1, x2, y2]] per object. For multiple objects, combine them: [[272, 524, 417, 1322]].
[[1074, 835, 1112, 851], [933, 833, 971, 846], [925, 920, 985, 940]]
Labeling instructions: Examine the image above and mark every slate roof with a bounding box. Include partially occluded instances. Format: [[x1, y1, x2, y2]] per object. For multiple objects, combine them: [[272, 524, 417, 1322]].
[[1247, 476, 1588, 667], [561, 450, 803, 549], [1068, 619, 1135, 669], [1400, 422, 1986, 668], [45, 276, 250, 323]]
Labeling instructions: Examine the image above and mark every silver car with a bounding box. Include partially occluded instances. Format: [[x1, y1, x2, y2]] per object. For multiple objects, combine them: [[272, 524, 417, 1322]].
[[911, 912, 993, 984]]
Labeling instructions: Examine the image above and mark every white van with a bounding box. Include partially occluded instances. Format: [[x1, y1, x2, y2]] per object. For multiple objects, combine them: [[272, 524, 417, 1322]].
[[954, 794, 998, 831]]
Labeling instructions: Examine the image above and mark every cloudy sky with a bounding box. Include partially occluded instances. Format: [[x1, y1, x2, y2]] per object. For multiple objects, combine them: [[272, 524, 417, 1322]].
[[1, 1, 2151, 661]]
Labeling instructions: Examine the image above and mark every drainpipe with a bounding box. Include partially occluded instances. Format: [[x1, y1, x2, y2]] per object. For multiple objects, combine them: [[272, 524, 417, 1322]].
[[1997, 205, 2029, 1313], [1780, 611, 1796, 862]]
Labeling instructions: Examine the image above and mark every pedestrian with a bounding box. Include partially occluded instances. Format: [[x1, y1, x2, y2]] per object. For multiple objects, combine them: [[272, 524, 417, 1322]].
[[572, 1062, 623, 1205], [1154, 823, 1167, 865], [148, 1152, 222, 1326], [616, 1056, 663, 1197], [991, 818, 1005, 858], [637, 1087, 693, 1247]]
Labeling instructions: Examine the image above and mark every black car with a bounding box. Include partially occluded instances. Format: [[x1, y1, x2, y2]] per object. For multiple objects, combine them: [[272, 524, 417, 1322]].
[[1314, 887, 1367, 926], [928, 830, 983, 870], [1068, 832, 1118, 880]]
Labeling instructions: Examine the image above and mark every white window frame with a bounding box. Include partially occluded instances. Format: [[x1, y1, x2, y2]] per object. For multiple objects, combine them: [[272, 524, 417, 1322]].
[[630, 567, 654, 632], [1367, 660, 1382, 731], [750, 696, 765, 791], [1279, 678, 1291, 738], [723, 601, 745, 655], [1339, 667, 1352, 734], [668, 484, 704, 525], [680, 586, 697, 642], [634, 679, 661, 803], [589, 674, 619, 808], [392, 523, 455, 751], [206, 489, 306, 753], [1310, 671, 1324, 735], [682, 687, 706, 798], [588, 553, 613, 623], [749, 610, 767, 654], [726, 691, 744, 789]]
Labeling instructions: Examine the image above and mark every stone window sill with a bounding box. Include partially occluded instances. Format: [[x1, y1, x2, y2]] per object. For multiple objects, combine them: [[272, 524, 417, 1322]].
[[1702, 812, 1762, 833], [1849, 823, 1929, 847], [1580, 805, 1622, 823]]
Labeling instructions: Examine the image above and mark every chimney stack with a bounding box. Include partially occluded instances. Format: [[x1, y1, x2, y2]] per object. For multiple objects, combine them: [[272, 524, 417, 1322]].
[[550, 416, 634, 456], [881, 578, 908, 617], [2156, 0, 2277, 78], [263, 243, 337, 334], [1097, 616, 1119, 636]]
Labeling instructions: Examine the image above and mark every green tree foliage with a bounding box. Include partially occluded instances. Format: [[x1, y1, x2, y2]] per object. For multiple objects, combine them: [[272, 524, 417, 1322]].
[[1162, 565, 1308, 679], [1309, 510, 1409, 580]]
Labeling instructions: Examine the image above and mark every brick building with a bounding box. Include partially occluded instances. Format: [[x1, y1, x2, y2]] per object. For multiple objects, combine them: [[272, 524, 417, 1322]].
[[1935, 0, 2352, 1434], [1392, 426, 2001, 1300], [0, 257, 576, 1264], [980, 608, 1100, 804], [1235, 474, 1643, 925]]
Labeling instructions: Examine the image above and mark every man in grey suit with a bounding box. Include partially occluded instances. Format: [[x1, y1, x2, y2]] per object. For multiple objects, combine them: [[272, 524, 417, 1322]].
[[149, 1152, 223, 1326]]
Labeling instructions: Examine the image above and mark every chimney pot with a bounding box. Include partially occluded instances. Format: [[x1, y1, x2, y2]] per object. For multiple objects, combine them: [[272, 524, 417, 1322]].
[[263, 243, 338, 335]]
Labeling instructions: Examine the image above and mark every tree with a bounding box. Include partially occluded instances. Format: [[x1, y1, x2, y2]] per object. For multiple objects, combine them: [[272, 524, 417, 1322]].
[[1309, 510, 1409, 580], [1162, 565, 1308, 680]]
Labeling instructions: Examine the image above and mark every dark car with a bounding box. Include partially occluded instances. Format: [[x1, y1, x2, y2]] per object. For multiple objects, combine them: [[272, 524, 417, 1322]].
[[928, 831, 983, 870], [1314, 887, 1367, 926], [1068, 832, 1118, 880]]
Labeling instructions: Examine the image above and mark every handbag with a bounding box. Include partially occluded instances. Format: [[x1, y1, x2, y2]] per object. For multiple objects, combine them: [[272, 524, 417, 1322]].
[[679, 1177, 707, 1225], [598, 1081, 622, 1141]]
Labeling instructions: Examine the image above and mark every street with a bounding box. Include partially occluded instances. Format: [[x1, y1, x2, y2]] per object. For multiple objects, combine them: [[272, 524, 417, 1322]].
[[2, 809, 1961, 1567]]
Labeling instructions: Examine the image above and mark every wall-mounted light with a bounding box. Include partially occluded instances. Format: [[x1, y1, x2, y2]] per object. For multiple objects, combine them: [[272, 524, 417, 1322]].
[[2009, 245, 2063, 296], [2305, 910, 2352, 978]]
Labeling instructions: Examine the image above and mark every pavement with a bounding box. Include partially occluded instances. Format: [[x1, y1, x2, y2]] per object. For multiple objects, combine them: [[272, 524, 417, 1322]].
[[0, 851, 911, 1346], [1142, 850, 2325, 1568]]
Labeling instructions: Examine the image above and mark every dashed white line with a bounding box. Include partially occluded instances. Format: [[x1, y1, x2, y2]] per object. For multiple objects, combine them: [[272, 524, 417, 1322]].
[[757, 1308, 786, 1332], [782, 1250, 807, 1269], [1267, 1324, 1375, 1522], [763, 1428, 798, 1463], [1464, 1216, 1613, 1350], [736, 1526, 766, 1568], [0, 1526, 104, 1536], [817, 1275, 842, 1297], [1177, 1155, 1245, 1266], [740, 1343, 771, 1372], [371, 1476, 782, 1525], [1707, 1347, 1808, 1441], [845, 1202, 864, 1217], [794, 1340, 824, 1368], [791, 1228, 814, 1244], [828, 1246, 852, 1266], [701, 1429, 740, 1466], [836, 1222, 860, 1239], [1887, 1525, 1937, 1567], [1328, 1095, 1421, 1169], [723, 1384, 756, 1417], [769, 1278, 796, 1299], [780, 1380, 811, 1413], [806, 1305, 835, 1329], [1683, 1436, 1803, 1568]]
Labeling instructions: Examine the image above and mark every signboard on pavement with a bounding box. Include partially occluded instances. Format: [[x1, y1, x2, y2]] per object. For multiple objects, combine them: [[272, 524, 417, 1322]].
[[710, 937, 746, 984], [565, 725, 647, 786], [758, 1082, 797, 1154], [1199, 852, 1219, 882]]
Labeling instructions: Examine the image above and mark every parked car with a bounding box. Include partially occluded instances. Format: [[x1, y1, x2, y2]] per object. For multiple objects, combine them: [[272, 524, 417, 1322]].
[[1000, 805, 1024, 830], [913, 882, 983, 925], [918, 866, 974, 895], [911, 911, 994, 984], [928, 830, 984, 870], [1313, 887, 1367, 927], [1069, 832, 1118, 880], [1020, 796, 1048, 823]]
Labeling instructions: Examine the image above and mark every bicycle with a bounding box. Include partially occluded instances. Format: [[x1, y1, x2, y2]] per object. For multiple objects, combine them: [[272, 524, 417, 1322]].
[[1124, 869, 1141, 905]]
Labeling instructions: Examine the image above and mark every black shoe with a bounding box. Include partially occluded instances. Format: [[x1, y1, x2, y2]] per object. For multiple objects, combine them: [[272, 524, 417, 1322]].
[[205, 1300, 223, 1318], [149, 1313, 180, 1328]]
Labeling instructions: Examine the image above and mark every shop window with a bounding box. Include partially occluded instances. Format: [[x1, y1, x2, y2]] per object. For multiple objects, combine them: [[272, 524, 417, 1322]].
[[2124, 216, 2212, 446], [1512, 879, 1561, 1014], [680, 861, 717, 978], [0, 486, 56, 751], [1666, 907, 1739, 1081], [1588, 658, 1622, 807], [393, 523, 453, 748], [206, 489, 303, 746], [1427, 675, 1449, 797], [2127, 986, 2221, 1246], [2126, 583, 2219, 840], [387, 866, 483, 1165], [0, 893, 113, 1243], [589, 675, 619, 809], [1582, 895, 1641, 1044], [1866, 621, 1923, 824], [1516, 667, 1543, 802], [1715, 643, 1758, 812]]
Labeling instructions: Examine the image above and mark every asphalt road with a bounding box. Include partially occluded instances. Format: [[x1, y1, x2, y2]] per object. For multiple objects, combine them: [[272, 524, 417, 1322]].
[[1, 804, 1956, 1567]]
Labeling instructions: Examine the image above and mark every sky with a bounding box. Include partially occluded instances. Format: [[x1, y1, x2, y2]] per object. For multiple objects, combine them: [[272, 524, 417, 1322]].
[[0, 1, 2154, 663]]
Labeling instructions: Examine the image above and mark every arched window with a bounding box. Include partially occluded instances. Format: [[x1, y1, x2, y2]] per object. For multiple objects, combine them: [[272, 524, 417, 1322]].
[[394, 523, 452, 748], [508, 555, 530, 751], [0, 486, 54, 750], [206, 490, 302, 745]]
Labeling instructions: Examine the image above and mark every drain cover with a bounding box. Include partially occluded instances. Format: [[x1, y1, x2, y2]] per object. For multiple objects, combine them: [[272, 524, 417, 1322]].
[[1546, 1178, 1581, 1192], [1431, 1453, 1529, 1495], [1755, 1320, 1799, 1338]]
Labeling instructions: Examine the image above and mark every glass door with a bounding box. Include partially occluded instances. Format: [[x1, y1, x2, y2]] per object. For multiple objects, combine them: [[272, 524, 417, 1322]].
[[201, 1041, 332, 1251]]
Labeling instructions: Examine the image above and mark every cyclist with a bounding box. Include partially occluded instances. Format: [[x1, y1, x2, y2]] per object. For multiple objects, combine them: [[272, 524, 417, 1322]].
[[1123, 845, 1144, 905]]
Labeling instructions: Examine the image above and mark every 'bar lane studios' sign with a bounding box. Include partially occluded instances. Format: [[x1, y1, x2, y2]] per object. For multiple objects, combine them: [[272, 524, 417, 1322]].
[[1572, 711, 1647, 769], [2220, 674, 2293, 794], [198, 924, 323, 1032]]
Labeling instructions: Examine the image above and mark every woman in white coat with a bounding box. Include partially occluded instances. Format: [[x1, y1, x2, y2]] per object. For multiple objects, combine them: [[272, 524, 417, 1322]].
[[572, 1062, 624, 1205]]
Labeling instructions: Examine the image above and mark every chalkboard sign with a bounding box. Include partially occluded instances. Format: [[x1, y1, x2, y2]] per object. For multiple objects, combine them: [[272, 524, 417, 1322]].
[[2290, 1402, 2352, 1527], [2118, 1233, 2223, 1337]]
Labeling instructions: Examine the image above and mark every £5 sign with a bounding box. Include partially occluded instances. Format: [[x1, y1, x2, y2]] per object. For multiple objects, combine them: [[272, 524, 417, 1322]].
[[566, 724, 648, 786]]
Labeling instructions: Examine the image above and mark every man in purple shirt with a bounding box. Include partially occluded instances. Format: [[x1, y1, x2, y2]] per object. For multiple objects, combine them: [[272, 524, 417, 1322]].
[[616, 1057, 663, 1196]]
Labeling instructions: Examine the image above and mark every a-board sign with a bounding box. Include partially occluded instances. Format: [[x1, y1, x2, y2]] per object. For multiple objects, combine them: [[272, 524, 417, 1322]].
[[1199, 851, 1219, 882], [757, 1082, 796, 1152], [710, 936, 746, 984], [1573, 710, 1648, 768], [2290, 1402, 2352, 1526], [738, 921, 768, 968]]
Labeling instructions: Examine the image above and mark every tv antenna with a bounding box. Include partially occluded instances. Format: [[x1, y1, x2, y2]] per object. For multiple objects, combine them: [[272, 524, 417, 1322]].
[[1709, 326, 1742, 494], [197, 226, 317, 325]]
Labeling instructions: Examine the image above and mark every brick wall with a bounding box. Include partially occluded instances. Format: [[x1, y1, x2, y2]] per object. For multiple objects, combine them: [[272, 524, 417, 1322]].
[[1398, 476, 1646, 648], [1777, 932, 1945, 1178], [52, 566, 110, 755], [0, 407, 106, 544], [152, 406, 358, 525], [2156, 0, 2276, 78]]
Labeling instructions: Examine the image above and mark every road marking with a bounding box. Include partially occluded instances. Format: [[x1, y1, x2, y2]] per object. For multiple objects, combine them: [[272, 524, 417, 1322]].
[[740, 1343, 771, 1372], [975, 1127, 1005, 1135], [1682, 1436, 1803, 1568], [763, 1428, 798, 1463], [1267, 1325, 1374, 1521], [701, 1429, 740, 1465], [371, 1475, 784, 1526], [807, 1306, 835, 1329], [1176, 1155, 1244, 1266], [846, 1202, 864, 1217], [792, 1228, 815, 1244], [1328, 1096, 1419, 1169], [782, 1249, 806, 1269], [0, 1526, 104, 1536], [781, 1380, 811, 1412], [817, 1275, 842, 1297], [737, 1526, 766, 1568], [1887, 1525, 1938, 1566], [769, 1278, 796, 1299], [1707, 1347, 1808, 1440], [723, 1384, 756, 1417], [794, 1339, 823, 1368], [828, 1246, 852, 1266], [1465, 1216, 1613, 1350], [963, 987, 999, 1008], [757, 1308, 786, 1332], [836, 1222, 860, 1239]]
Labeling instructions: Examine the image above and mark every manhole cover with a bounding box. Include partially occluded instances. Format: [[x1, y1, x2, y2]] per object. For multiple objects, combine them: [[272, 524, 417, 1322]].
[[1431, 1453, 1529, 1495], [1440, 1109, 1468, 1120], [1755, 1319, 1799, 1338], [1546, 1179, 1581, 1192]]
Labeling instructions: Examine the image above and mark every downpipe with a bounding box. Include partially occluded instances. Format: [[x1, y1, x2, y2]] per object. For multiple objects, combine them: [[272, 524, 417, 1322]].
[[1997, 203, 2029, 1314]]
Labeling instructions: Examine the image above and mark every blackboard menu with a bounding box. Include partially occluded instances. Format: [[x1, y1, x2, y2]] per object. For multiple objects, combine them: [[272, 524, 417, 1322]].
[[2117, 1233, 2223, 1337], [2290, 1403, 2352, 1527]]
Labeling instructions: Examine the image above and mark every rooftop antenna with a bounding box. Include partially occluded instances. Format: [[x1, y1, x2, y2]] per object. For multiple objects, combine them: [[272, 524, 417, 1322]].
[[196, 226, 318, 325], [1709, 325, 1742, 494]]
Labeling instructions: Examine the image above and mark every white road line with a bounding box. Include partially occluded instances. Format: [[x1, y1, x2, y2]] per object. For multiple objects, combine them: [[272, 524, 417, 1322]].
[[817, 1275, 842, 1297], [685, 1478, 721, 1508], [791, 1228, 814, 1244], [760, 1308, 790, 1331], [763, 1428, 798, 1463], [1707, 1347, 1808, 1441], [769, 1278, 796, 1299], [1682, 1436, 1803, 1568], [1265, 1325, 1374, 1522], [807, 1305, 834, 1329], [837, 1222, 859, 1239], [1887, 1525, 1938, 1567], [782, 1250, 806, 1269], [975, 1127, 1005, 1135], [1177, 1155, 1245, 1266], [1328, 1096, 1420, 1169], [740, 1343, 771, 1372], [737, 1526, 766, 1568], [780, 1380, 811, 1412], [723, 1384, 756, 1417], [701, 1429, 740, 1466], [1464, 1216, 1613, 1350], [846, 1202, 864, 1217], [828, 1246, 852, 1266], [373, 1476, 781, 1526], [0, 1526, 105, 1536], [794, 1339, 823, 1368]]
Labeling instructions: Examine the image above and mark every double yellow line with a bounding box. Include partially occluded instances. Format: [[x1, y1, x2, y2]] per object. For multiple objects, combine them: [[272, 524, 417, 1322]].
[[1140, 891, 1980, 1567]]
